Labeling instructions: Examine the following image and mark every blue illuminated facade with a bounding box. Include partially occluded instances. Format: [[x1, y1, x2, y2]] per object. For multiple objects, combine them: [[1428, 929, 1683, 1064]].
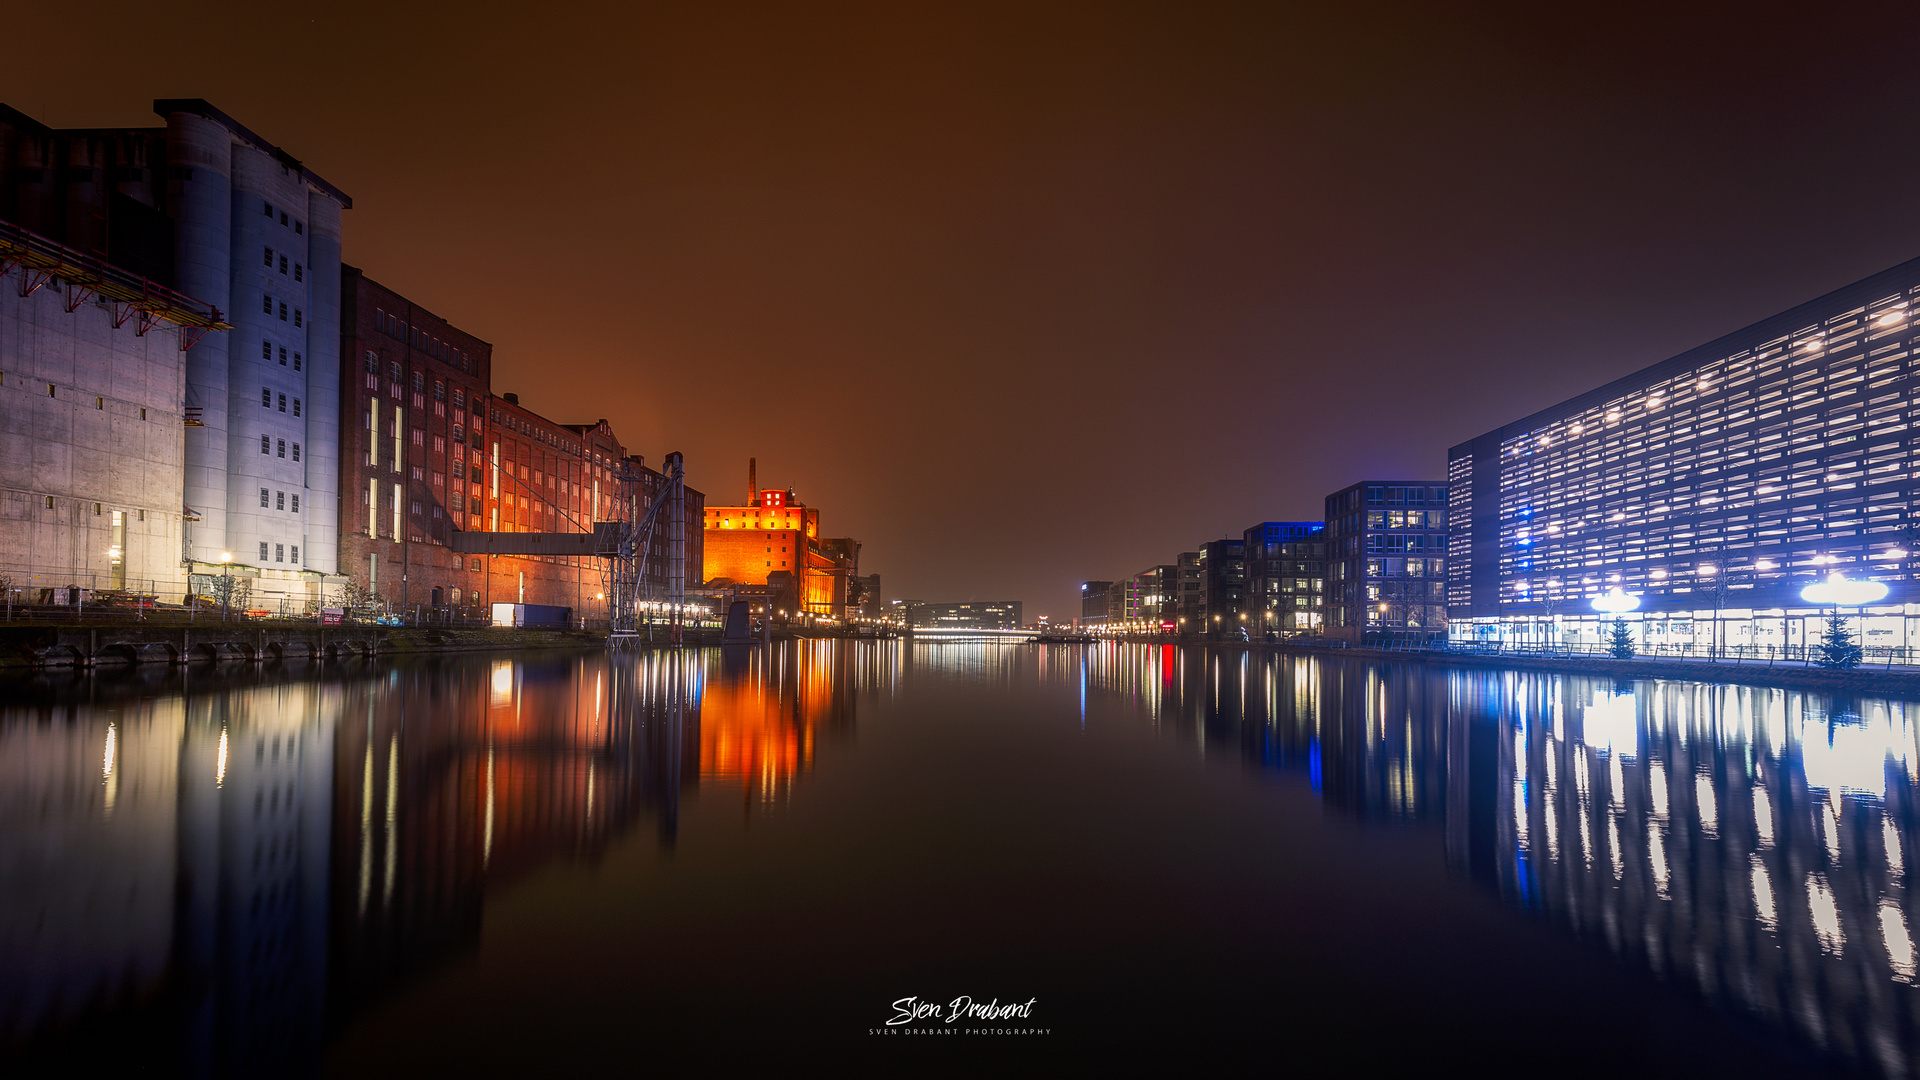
[[1448, 256, 1920, 652]]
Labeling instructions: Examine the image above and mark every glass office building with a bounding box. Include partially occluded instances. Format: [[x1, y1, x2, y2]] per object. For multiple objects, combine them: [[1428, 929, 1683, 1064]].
[[1448, 256, 1920, 652], [1325, 481, 1450, 645]]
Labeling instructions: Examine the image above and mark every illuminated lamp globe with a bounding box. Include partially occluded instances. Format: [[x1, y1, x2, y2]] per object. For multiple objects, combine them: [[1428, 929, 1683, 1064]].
[[1591, 588, 1639, 614], [1800, 574, 1889, 607]]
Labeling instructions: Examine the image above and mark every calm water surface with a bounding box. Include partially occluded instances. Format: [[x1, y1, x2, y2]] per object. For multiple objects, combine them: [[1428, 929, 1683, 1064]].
[[4, 642, 1918, 1075]]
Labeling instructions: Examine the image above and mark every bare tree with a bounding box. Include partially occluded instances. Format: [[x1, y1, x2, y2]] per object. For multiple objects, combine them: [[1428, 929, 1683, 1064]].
[[331, 579, 376, 613]]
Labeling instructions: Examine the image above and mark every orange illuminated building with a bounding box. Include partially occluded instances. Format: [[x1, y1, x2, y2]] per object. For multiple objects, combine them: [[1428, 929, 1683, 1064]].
[[702, 459, 859, 617]]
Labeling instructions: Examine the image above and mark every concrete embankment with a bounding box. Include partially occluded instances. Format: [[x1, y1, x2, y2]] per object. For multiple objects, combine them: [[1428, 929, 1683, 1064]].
[[1263, 644, 1920, 696], [0, 622, 712, 667]]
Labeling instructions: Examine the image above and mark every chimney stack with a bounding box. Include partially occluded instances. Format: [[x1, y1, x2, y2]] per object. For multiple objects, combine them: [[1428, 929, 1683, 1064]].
[[748, 457, 758, 505]]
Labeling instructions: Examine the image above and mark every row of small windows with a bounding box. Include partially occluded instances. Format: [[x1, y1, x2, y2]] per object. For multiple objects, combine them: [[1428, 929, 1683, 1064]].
[[261, 341, 303, 370], [263, 293, 303, 327], [259, 435, 301, 460], [489, 408, 581, 456], [258, 541, 299, 563], [263, 200, 304, 235], [3, 376, 149, 419], [1327, 485, 1448, 517], [262, 246, 304, 281], [258, 487, 301, 513], [372, 309, 473, 372], [361, 351, 473, 413], [260, 388, 302, 416], [32, 497, 146, 518]]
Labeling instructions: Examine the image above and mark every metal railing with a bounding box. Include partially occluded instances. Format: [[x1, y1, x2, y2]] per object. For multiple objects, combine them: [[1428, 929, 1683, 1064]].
[[1416, 640, 1920, 670]]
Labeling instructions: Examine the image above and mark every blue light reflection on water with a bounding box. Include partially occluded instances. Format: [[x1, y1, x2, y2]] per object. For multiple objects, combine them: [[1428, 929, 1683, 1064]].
[[1075, 645, 1920, 1077]]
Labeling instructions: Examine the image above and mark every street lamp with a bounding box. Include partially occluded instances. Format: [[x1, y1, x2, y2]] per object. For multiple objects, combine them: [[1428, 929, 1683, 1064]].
[[1801, 572, 1888, 665], [219, 552, 232, 622], [1591, 587, 1639, 614]]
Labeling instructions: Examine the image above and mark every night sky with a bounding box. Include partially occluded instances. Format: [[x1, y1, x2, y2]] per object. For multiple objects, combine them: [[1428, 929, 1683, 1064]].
[[12, 2, 1920, 618]]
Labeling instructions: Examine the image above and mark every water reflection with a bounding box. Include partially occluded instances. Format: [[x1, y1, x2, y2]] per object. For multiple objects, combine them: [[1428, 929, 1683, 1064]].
[[0, 642, 892, 1076], [12, 641, 1920, 1074], [1078, 644, 1920, 1077]]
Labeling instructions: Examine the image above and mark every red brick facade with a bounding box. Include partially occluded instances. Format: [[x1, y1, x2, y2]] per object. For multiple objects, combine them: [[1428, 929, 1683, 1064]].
[[338, 268, 703, 623]]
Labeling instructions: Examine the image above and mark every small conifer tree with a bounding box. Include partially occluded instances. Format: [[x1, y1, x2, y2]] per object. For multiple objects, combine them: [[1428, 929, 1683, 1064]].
[[1818, 613, 1863, 670], [1608, 617, 1635, 660]]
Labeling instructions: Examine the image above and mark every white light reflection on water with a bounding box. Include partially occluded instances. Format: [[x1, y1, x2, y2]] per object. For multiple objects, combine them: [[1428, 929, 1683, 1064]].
[[1752, 856, 1778, 931], [1809, 874, 1845, 956], [102, 723, 117, 815], [1801, 706, 1908, 800], [1883, 900, 1916, 983], [1649, 822, 1670, 899], [1608, 814, 1623, 880]]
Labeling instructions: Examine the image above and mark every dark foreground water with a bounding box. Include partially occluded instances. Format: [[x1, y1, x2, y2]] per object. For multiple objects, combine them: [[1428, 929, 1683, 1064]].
[[3, 642, 1919, 1075]]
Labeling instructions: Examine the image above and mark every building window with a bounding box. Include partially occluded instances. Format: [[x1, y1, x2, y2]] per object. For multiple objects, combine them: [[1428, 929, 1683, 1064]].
[[262, 340, 272, 360], [279, 211, 288, 226], [262, 387, 272, 407], [290, 545, 299, 562], [452, 388, 465, 409], [275, 543, 284, 562], [293, 398, 301, 417], [278, 254, 288, 274], [261, 434, 270, 454], [259, 541, 269, 560], [276, 491, 285, 510], [294, 220, 303, 235], [293, 309, 302, 328], [291, 495, 299, 513], [43, 496, 52, 509], [292, 442, 301, 461], [279, 347, 288, 365], [263, 295, 273, 315], [365, 350, 378, 374], [411, 371, 425, 393], [260, 487, 269, 507], [294, 263, 303, 282], [293, 353, 301, 371], [433, 381, 445, 401], [263, 200, 273, 217], [278, 393, 287, 413], [277, 439, 286, 458]]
